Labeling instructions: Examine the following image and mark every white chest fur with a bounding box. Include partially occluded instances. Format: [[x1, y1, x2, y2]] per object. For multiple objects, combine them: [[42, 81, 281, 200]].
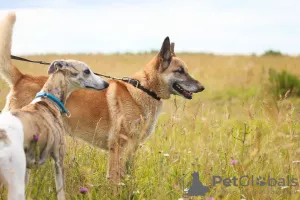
[[143, 102, 163, 137]]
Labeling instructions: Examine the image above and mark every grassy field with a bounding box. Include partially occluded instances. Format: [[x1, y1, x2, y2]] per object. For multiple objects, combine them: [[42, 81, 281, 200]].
[[0, 53, 300, 200]]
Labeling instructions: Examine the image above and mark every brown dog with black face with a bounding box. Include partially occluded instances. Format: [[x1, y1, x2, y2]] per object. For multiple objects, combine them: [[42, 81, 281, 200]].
[[0, 12, 205, 184]]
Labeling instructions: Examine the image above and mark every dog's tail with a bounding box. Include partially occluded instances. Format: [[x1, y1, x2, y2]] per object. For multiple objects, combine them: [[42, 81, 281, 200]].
[[0, 12, 22, 87]]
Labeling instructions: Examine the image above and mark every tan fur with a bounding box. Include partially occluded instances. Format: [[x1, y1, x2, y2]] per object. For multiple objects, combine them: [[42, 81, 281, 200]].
[[0, 12, 204, 184], [12, 72, 67, 166], [0, 13, 22, 87]]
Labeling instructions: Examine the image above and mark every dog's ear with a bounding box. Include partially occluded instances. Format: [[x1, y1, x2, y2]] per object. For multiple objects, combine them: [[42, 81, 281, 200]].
[[47, 61, 64, 75], [158, 37, 171, 70], [170, 42, 176, 56]]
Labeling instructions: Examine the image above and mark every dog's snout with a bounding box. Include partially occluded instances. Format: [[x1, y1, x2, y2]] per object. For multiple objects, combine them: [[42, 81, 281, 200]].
[[193, 79, 205, 92], [103, 81, 109, 88]]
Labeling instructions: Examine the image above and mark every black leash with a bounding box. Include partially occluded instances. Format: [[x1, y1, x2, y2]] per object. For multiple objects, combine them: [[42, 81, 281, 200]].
[[11, 55, 51, 65], [11, 55, 161, 101]]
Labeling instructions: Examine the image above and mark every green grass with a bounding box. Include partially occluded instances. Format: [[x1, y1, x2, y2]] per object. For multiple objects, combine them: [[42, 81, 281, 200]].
[[1, 96, 297, 200]]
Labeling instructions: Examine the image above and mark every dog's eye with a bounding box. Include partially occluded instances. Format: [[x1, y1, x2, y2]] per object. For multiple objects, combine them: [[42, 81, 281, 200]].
[[83, 69, 90, 75], [175, 67, 185, 74]]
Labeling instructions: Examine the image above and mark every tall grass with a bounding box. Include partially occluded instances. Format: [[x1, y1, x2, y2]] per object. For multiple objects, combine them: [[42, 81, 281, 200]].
[[268, 68, 300, 98], [0, 53, 299, 199]]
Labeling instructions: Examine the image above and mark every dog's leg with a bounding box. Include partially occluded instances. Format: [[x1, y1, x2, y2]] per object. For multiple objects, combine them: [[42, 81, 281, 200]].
[[25, 169, 30, 184], [107, 133, 137, 185], [7, 170, 26, 200], [52, 145, 65, 200], [6, 147, 26, 200], [53, 156, 65, 200], [107, 141, 122, 185]]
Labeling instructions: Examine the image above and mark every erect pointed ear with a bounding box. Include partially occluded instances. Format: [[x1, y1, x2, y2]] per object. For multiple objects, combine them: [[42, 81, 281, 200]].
[[158, 37, 171, 70], [170, 42, 176, 56], [159, 37, 171, 60], [47, 60, 64, 74]]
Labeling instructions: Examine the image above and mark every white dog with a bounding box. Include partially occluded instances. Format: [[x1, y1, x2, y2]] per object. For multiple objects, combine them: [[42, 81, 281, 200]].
[[0, 113, 26, 200]]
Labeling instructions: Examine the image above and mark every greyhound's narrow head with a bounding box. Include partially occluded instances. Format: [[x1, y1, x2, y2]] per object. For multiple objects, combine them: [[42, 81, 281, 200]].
[[156, 37, 205, 100], [47, 60, 109, 90]]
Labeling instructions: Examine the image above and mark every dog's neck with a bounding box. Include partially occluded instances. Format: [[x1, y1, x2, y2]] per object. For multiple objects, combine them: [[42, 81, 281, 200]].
[[41, 71, 69, 103], [131, 56, 170, 100]]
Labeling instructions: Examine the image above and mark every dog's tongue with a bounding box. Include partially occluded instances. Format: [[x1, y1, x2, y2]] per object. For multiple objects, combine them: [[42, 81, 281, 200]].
[[183, 90, 192, 99]]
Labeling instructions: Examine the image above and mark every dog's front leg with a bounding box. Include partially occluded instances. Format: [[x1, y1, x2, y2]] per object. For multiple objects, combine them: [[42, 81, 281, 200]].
[[25, 169, 30, 184], [53, 149, 65, 200]]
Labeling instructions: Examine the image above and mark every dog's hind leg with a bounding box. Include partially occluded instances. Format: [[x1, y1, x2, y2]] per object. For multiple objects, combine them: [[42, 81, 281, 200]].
[[107, 132, 137, 185], [107, 141, 122, 185]]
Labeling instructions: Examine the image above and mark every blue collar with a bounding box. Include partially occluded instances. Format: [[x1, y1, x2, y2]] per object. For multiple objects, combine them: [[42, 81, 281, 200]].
[[35, 91, 69, 114]]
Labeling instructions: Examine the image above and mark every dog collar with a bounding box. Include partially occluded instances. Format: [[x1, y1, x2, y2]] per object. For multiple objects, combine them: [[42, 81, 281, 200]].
[[121, 77, 161, 101], [35, 91, 69, 114]]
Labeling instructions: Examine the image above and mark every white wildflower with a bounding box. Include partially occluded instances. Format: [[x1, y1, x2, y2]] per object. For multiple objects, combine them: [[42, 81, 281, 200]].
[[118, 182, 125, 186]]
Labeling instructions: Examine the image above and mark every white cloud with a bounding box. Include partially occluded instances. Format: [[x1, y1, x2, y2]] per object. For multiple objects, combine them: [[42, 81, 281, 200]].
[[0, 0, 300, 55]]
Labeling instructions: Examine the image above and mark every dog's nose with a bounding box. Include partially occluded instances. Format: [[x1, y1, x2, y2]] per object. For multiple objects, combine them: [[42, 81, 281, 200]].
[[199, 85, 205, 92], [103, 82, 109, 88], [195, 80, 205, 92]]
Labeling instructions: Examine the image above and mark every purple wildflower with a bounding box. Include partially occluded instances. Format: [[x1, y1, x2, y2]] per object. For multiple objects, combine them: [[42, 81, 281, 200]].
[[80, 187, 88, 194], [231, 159, 238, 165], [33, 135, 39, 141]]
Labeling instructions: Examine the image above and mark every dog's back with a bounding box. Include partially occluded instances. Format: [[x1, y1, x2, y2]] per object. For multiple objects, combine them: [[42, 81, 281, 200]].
[[0, 112, 26, 200]]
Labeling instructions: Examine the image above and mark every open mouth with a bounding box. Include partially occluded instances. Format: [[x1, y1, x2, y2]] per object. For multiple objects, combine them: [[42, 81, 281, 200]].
[[85, 86, 101, 90], [172, 83, 193, 99]]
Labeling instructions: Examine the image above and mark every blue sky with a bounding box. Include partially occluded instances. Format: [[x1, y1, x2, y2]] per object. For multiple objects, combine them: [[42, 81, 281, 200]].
[[0, 0, 300, 55]]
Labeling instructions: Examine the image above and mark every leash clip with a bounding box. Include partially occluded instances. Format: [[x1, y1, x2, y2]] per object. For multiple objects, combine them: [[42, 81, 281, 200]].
[[122, 76, 130, 81], [134, 80, 140, 88], [122, 77, 140, 88], [65, 111, 71, 118]]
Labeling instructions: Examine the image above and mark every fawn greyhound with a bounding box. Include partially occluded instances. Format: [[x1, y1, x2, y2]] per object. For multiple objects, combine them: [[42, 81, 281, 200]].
[[0, 13, 109, 200], [0, 12, 205, 184]]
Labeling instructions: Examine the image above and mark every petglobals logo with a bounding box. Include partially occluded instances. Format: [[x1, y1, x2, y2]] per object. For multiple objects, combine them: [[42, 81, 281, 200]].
[[180, 172, 299, 198], [212, 175, 299, 187]]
